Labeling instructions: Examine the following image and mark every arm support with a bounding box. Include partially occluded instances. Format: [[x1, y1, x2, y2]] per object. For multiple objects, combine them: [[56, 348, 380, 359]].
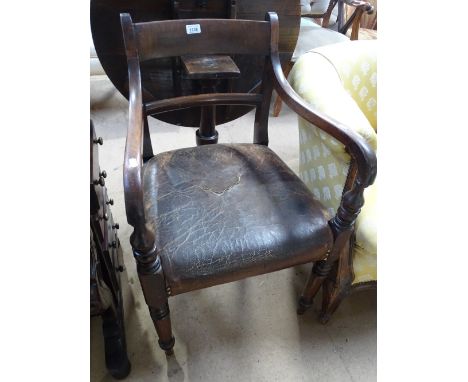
[[269, 32, 376, 236], [121, 13, 155, 252]]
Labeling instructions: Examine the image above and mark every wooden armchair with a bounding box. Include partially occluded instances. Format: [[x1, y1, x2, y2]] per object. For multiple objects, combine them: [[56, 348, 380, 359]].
[[120, 12, 376, 356], [273, 0, 374, 116], [345, 0, 377, 39]]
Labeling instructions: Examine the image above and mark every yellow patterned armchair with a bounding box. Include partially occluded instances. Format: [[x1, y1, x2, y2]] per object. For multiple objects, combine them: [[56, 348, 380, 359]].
[[290, 40, 377, 322]]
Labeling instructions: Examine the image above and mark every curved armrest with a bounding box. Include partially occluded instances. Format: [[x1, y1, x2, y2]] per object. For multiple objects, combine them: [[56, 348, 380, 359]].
[[123, 72, 145, 230], [341, 0, 374, 39], [343, 0, 373, 9], [270, 44, 376, 235], [121, 13, 155, 253]]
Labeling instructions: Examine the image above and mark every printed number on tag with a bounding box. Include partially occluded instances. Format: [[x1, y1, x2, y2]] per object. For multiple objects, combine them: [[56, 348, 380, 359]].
[[186, 24, 201, 34]]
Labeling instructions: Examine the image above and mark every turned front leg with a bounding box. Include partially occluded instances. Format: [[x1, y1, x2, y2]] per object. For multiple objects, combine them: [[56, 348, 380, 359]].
[[150, 303, 175, 354], [297, 259, 333, 314], [134, 246, 175, 355]]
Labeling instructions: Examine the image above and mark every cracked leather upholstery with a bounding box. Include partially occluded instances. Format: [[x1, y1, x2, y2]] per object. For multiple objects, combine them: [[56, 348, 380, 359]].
[[143, 144, 333, 295]]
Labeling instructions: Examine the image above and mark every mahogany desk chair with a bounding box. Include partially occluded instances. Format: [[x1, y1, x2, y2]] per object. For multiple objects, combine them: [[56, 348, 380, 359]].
[[120, 12, 376, 355]]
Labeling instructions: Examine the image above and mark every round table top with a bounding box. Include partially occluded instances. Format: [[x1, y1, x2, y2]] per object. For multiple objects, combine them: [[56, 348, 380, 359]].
[[91, 0, 300, 127]]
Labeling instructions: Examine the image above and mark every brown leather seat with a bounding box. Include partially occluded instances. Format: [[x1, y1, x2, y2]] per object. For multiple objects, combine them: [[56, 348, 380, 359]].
[[143, 143, 333, 295]]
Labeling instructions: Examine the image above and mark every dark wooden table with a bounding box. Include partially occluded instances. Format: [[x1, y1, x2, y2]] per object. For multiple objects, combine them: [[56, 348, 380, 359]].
[[90, 0, 301, 127]]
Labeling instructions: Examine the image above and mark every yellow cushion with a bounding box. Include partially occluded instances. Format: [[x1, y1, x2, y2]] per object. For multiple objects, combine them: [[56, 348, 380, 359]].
[[289, 40, 377, 284]]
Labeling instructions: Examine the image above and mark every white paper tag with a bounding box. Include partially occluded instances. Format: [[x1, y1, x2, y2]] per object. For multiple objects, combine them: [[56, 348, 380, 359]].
[[128, 158, 138, 168], [186, 24, 201, 35]]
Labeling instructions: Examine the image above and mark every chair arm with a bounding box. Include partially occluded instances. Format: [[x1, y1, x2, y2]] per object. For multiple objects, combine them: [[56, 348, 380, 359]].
[[342, 0, 373, 8], [342, 0, 374, 14], [123, 72, 157, 253], [271, 50, 377, 236], [340, 0, 374, 39], [123, 88, 145, 227], [121, 13, 155, 253], [301, 0, 338, 28]]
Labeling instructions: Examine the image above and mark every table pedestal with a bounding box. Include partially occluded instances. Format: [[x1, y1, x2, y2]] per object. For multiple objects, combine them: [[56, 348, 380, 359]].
[[181, 55, 241, 145]]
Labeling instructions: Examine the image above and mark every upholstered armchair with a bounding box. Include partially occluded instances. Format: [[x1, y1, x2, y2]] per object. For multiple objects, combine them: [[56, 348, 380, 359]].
[[289, 40, 377, 322]]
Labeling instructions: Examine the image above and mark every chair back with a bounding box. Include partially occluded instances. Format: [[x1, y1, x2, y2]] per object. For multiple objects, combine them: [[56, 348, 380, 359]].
[[128, 18, 271, 62], [120, 12, 280, 145]]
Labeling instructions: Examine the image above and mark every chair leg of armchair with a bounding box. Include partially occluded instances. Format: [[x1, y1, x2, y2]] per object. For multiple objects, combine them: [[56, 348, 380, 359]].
[[132, 235, 175, 355], [319, 276, 349, 324], [319, 233, 354, 323], [149, 303, 175, 355], [272, 61, 294, 117], [297, 260, 333, 315], [272, 93, 284, 117]]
